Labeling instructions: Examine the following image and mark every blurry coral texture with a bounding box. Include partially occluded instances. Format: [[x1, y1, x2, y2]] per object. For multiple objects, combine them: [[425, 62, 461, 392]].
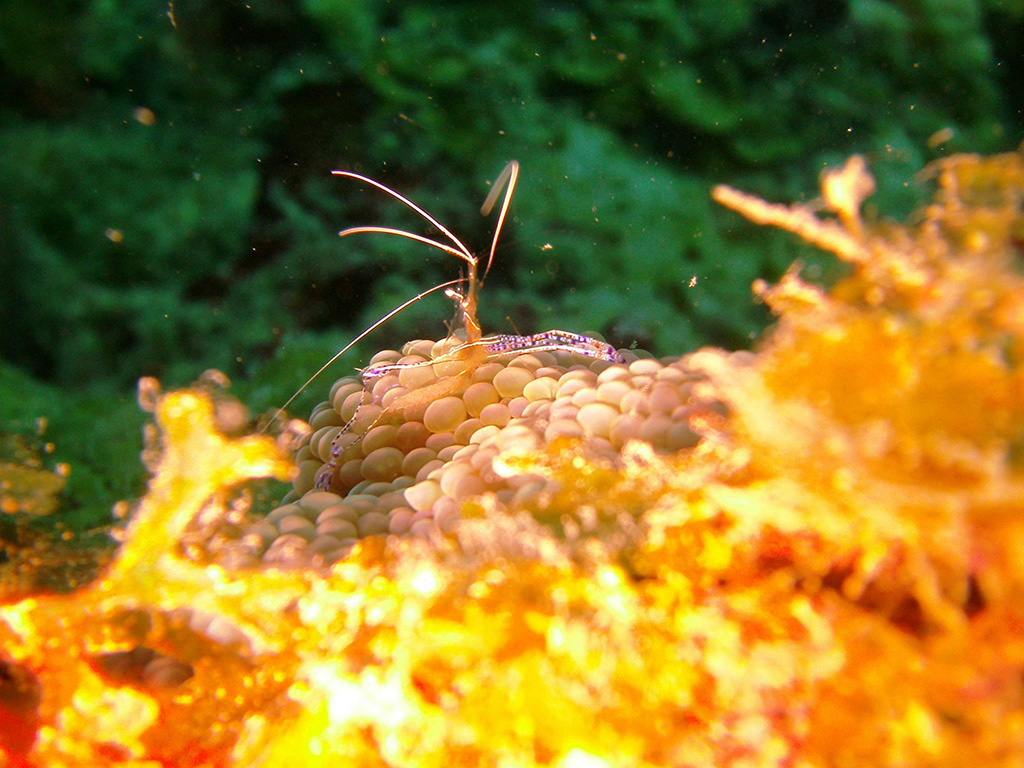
[[2, 150, 1023, 767], [2, 0, 1024, 764]]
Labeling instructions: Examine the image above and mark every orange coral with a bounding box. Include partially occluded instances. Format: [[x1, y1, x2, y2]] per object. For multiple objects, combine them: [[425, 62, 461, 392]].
[[1, 151, 1023, 767]]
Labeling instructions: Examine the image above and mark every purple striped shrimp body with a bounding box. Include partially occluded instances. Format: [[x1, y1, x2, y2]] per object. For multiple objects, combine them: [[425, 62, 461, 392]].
[[359, 330, 622, 381], [482, 330, 623, 364]]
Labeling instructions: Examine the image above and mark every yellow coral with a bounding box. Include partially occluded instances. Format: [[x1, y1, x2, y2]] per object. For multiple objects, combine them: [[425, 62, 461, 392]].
[[2, 151, 1024, 767]]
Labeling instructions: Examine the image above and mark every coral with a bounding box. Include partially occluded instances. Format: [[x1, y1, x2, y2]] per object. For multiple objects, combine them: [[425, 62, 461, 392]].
[[0, 427, 108, 599], [0, 432, 66, 518], [1, 151, 1023, 767], [240, 340, 720, 568]]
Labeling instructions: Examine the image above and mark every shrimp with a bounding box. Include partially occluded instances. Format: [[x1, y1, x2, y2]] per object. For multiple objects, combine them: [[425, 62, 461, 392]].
[[285, 161, 621, 492]]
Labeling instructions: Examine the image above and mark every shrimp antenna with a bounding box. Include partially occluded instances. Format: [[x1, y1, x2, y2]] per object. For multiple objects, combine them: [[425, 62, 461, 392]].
[[332, 161, 520, 346], [331, 170, 476, 266], [479, 160, 519, 283], [261, 277, 465, 433]]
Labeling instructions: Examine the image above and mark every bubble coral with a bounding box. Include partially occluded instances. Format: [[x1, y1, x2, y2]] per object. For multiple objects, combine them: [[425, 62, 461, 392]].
[[1, 151, 1023, 767], [245, 341, 719, 568]]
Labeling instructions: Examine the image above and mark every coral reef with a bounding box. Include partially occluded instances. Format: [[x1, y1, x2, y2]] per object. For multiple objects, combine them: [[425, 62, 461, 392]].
[[1, 151, 1023, 767], [0, 429, 108, 598], [239, 341, 721, 568]]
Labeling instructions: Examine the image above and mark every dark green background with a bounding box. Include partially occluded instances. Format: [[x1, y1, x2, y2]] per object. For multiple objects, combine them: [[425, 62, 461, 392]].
[[1, 0, 1021, 525]]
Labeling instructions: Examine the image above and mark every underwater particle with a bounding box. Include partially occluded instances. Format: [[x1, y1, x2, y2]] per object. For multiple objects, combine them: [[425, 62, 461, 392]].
[[927, 127, 955, 148], [132, 106, 157, 126]]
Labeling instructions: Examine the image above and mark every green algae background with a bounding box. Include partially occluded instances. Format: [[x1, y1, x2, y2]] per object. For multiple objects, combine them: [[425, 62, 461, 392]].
[[0, 0, 1022, 528]]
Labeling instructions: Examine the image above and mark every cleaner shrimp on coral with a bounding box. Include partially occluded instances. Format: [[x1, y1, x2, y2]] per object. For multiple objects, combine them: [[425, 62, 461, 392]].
[[268, 161, 623, 496], [247, 162, 717, 560]]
